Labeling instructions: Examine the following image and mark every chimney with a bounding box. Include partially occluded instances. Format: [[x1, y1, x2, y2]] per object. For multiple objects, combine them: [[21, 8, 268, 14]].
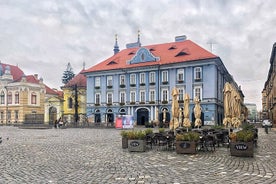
[[175, 35, 187, 42], [34, 74, 38, 79]]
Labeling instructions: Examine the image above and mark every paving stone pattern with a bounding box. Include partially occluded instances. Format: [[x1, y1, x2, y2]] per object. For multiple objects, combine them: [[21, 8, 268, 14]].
[[0, 126, 275, 184]]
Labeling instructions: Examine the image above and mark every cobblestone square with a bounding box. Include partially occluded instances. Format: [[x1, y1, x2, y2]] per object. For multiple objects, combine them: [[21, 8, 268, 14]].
[[0, 126, 275, 184]]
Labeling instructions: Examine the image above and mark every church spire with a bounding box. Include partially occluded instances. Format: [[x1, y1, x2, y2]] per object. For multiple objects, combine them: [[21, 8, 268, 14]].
[[113, 34, 120, 54]]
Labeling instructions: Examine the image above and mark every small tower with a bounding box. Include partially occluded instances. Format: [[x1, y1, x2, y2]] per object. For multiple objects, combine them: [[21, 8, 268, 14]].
[[113, 34, 120, 55]]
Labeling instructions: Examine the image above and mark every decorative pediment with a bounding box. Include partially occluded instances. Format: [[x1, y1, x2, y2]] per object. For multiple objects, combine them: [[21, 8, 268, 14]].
[[128, 47, 159, 64]]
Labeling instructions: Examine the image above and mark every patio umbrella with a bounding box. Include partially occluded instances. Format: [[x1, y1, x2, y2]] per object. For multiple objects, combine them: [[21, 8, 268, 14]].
[[231, 90, 241, 128], [223, 82, 232, 128], [170, 87, 179, 131], [183, 93, 191, 132], [194, 96, 202, 129]]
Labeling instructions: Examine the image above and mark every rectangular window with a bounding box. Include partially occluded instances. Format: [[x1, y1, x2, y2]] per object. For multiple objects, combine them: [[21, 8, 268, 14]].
[[177, 69, 184, 82], [95, 77, 101, 87], [15, 110, 19, 120], [194, 86, 202, 100], [130, 74, 136, 85], [162, 71, 168, 83], [140, 73, 145, 84], [8, 92, 12, 104], [178, 88, 184, 101], [149, 90, 155, 102], [95, 93, 100, 105], [130, 91, 136, 103], [120, 92, 126, 103], [68, 97, 73, 109], [107, 93, 113, 104], [140, 91, 145, 102], [149, 72, 155, 83], [0, 91, 5, 104], [15, 92, 19, 104], [162, 89, 168, 102], [120, 75, 125, 85], [194, 67, 202, 81], [107, 76, 113, 87], [31, 93, 37, 104]]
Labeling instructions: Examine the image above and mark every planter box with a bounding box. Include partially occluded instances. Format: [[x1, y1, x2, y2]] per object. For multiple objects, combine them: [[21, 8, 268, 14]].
[[230, 141, 254, 157], [128, 140, 146, 152], [175, 141, 197, 154], [122, 137, 128, 149]]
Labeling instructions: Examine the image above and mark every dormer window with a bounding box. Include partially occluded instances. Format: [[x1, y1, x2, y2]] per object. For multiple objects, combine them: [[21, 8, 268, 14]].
[[168, 45, 177, 50]]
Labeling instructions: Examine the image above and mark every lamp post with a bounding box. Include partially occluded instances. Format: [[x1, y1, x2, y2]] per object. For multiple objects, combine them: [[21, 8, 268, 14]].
[[73, 84, 79, 127], [4, 86, 8, 125]]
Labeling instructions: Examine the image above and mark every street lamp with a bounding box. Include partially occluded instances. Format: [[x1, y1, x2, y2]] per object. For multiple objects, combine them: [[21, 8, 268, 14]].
[[4, 86, 8, 125]]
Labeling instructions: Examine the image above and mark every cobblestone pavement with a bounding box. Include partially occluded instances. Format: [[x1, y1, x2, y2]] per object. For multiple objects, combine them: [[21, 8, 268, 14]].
[[0, 126, 275, 184]]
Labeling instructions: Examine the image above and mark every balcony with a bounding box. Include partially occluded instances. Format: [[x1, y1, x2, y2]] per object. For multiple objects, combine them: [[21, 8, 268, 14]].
[[162, 81, 168, 85], [107, 85, 113, 89]]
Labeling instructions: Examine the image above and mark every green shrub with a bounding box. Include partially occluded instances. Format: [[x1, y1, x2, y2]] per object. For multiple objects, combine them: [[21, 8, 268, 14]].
[[126, 130, 146, 140], [175, 132, 200, 142], [236, 130, 254, 142], [159, 128, 165, 133], [120, 130, 129, 138], [144, 128, 153, 135]]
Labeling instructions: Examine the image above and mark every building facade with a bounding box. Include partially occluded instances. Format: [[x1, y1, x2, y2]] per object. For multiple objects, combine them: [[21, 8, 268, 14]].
[[0, 63, 62, 125], [61, 70, 87, 127], [84, 35, 243, 126], [262, 43, 276, 127], [245, 103, 258, 122]]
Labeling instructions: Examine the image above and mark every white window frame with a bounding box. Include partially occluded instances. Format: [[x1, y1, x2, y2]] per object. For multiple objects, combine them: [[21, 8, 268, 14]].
[[194, 86, 202, 100], [130, 74, 136, 85], [120, 91, 126, 103], [178, 87, 185, 101], [177, 69, 184, 81], [95, 93, 101, 104], [162, 89, 168, 102], [130, 91, 136, 103], [95, 77, 100, 87], [194, 67, 202, 81], [162, 71, 168, 82], [149, 72, 155, 83], [140, 90, 146, 102], [120, 75, 125, 85], [107, 92, 113, 104], [107, 76, 113, 86], [149, 90, 155, 102], [140, 73, 145, 84]]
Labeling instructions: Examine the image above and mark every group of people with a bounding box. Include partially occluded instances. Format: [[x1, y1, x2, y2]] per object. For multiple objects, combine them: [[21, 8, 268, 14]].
[[54, 118, 64, 128]]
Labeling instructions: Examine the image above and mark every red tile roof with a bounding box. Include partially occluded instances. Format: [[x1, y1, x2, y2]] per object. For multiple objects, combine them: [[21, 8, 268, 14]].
[[84, 40, 217, 73], [63, 69, 87, 88], [1, 63, 61, 96], [0, 63, 24, 80]]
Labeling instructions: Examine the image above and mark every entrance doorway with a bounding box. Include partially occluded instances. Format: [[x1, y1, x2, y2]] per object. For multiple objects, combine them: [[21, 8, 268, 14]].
[[49, 106, 57, 125], [137, 108, 149, 125]]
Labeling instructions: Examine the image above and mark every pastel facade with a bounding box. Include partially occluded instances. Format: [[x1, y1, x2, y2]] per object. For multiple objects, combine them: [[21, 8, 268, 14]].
[[84, 35, 243, 126], [61, 70, 87, 126], [0, 63, 62, 125]]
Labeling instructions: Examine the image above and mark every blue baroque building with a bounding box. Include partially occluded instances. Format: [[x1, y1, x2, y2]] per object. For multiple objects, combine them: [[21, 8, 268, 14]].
[[84, 34, 243, 126]]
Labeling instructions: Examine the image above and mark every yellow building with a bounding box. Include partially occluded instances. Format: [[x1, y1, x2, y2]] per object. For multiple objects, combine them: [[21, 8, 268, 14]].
[[0, 63, 62, 125], [61, 69, 87, 127]]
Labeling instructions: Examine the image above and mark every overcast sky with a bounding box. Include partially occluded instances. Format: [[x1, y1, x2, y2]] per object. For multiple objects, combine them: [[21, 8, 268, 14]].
[[1, 0, 275, 111]]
